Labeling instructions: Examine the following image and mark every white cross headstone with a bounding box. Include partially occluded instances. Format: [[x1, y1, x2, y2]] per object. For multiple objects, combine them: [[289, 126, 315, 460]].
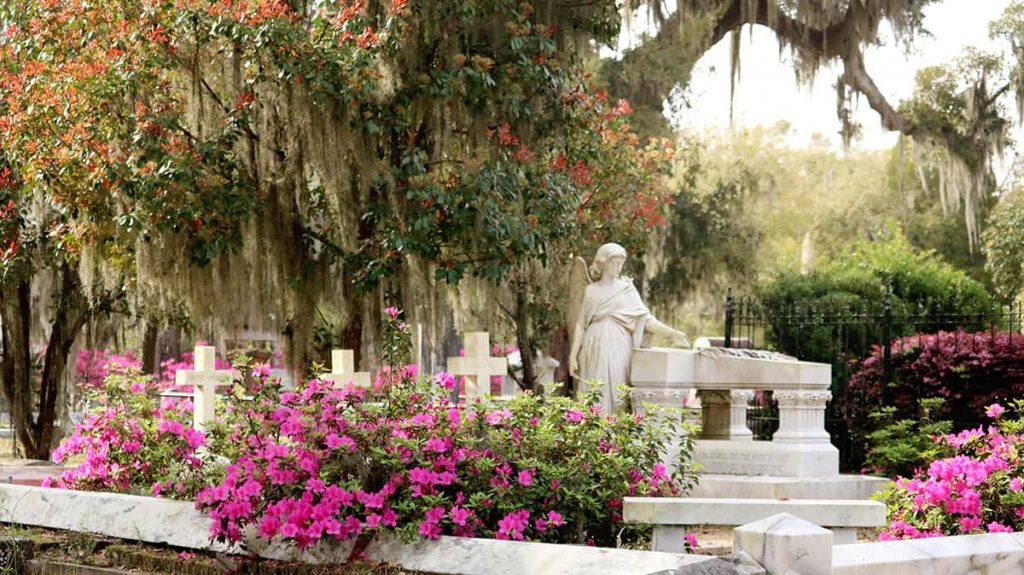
[[321, 349, 371, 388], [174, 346, 234, 431], [448, 332, 508, 400]]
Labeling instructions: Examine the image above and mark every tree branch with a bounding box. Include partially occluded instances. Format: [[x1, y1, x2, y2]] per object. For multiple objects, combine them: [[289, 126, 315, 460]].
[[618, 0, 917, 137], [840, 46, 915, 135]]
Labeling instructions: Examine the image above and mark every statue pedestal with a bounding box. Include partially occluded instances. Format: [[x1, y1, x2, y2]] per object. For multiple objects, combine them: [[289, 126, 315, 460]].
[[630, 347, 839, 478]]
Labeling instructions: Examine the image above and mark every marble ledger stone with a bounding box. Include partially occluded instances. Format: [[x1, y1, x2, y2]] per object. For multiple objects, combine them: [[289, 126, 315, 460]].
[[831, 531, 1024, 575]]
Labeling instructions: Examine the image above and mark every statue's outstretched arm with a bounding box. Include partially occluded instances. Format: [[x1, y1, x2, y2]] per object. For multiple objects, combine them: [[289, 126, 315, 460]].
[[645, 317, 690, 348]]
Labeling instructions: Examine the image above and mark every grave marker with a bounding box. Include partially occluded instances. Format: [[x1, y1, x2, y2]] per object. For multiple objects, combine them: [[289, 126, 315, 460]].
[[320, 349, 371, 388], [448, 332, 508, 400], [174, 346, 234, 432]]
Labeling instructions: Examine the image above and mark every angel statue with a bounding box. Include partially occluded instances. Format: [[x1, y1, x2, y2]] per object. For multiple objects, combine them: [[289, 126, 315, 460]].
[[567, 243, 690, 413]]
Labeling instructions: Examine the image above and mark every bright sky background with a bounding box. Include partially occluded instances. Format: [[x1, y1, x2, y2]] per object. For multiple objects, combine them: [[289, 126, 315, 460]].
[[660, 0, 1018, 152]]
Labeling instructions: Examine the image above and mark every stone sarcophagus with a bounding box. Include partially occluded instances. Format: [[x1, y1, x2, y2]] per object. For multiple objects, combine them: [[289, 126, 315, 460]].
[[630, 347, 838, 478]]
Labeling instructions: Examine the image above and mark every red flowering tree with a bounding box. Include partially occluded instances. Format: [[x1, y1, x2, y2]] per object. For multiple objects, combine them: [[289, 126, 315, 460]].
[[1, 0, 675, 427], [0, 0, 254, 457]]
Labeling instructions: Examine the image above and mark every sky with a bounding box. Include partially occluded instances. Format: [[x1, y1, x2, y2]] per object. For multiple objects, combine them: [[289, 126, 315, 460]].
[[660, 0, 1018, 151]]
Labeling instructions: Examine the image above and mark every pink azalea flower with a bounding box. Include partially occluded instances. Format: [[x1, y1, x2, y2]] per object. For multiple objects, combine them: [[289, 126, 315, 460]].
[[986, 403, 1006, 418], [564, 409, 583, 423], [419, 520, 441, 539], [450, 506, 471, 526], [988, 521, 1014, 533], [436, 371, 456, 390]]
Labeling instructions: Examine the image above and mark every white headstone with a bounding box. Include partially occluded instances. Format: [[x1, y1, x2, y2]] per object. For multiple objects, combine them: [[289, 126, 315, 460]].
[[447, 332, 508, 399], [412, 322, 424, 372], [734, 513, 832, 575], [174, 346, 234, 432], [321, 349, 371, 388]]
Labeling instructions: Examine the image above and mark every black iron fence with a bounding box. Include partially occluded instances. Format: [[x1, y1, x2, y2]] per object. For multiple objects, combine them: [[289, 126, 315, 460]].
[[723, 287, 1024, 471]]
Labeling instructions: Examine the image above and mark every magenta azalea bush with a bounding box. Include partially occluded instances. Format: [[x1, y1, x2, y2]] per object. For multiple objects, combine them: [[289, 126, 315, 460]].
[[849, 330, 1024, 423], [46, 370, 207, 496], [881, 402, 1024, 539], [52, 309, 696, 550], [75, 349, 142, 390], [196, 370, 694, 548]]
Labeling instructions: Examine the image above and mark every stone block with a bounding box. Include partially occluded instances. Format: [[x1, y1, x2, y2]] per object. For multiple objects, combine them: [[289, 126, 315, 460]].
[[0, 485, 730, 574], [630, 348, 830, 391], [624, 497, 885, 528], [690, 474, 890, 500], [625, 497, 883, 553], [734, 513, 832, 575], [693, 440, 839, 477]]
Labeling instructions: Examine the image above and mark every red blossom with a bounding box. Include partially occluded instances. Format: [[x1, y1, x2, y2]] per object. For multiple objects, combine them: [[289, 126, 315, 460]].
[[569, 160, 592, 187], [234, 91, 255, 111], [389, 0, 409, 17], [355, 27, 378, 49]]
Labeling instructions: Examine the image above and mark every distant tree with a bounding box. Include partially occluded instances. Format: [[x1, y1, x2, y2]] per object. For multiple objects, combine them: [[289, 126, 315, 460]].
[[984, 188, 1024, 300], [607, 1, 1024, 246]]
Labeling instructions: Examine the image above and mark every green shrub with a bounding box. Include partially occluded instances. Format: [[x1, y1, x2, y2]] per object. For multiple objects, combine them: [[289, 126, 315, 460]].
[[864, 398, 952, 478], [756, 229, 997, 371]]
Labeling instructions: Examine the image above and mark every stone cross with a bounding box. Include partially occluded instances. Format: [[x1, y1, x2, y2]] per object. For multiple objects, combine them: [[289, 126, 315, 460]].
[[320, 349, 371, 388], [174, 346, 234, 432], [448, 332, 508, 399]]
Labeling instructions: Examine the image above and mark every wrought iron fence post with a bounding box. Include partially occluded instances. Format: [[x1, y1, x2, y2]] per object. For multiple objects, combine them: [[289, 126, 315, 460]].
[[882, 282, 893, 405], [724, 288, 734, 348]]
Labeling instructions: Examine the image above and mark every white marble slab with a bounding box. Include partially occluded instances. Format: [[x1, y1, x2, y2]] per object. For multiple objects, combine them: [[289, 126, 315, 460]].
[[692, 440, 840, 477], [630, 348, 830, 391], [832, 532, 1024, 575], [689, 474, 890, 501], [624, 497, 885, 528]]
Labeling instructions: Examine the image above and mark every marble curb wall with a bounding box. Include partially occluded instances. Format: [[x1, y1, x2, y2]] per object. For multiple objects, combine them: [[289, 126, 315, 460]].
[[0, 484, 724, 575], [831, 531, 1024, 575], [0, 482, 237, 553], [734, 512, 1024, 575]]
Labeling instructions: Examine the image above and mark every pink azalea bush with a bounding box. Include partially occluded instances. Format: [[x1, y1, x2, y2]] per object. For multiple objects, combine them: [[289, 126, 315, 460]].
[[881, 401, 1024, 539], [196, 368, 693, 548], [46, 369, 207, 496], [195, 310, 695, 548], [52, 309, 696, 550], [75, 349, 141, 390]]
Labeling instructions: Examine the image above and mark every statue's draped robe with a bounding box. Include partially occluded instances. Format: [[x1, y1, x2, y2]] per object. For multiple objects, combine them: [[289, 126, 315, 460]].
[[577, 279, 652, 412]]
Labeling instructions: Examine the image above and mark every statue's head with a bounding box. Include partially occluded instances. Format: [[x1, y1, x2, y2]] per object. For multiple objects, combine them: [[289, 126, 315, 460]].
[[590, 243, 627, 279]]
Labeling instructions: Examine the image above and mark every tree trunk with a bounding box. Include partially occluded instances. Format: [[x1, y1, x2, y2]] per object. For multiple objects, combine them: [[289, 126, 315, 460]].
[[141, 320, 159, 375], [514, 278, 537, 392], [35, 263, 89, 458], [0, 263, 88, 460], [0, 276, 32, 457]]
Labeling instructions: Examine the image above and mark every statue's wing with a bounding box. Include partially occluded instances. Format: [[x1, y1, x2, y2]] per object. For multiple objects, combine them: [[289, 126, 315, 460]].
[[566, 256, 591, 350]]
